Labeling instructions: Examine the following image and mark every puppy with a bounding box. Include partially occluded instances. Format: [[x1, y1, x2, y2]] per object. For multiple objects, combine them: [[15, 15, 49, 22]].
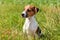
[[21, 5, 41, 40]]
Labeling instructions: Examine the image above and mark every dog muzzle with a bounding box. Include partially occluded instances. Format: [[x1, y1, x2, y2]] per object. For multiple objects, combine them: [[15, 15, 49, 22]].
[[21, 11, 28, 18]]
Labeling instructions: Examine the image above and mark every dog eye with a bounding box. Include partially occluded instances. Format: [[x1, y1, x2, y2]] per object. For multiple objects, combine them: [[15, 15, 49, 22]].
[[27, 9, 32, 12]]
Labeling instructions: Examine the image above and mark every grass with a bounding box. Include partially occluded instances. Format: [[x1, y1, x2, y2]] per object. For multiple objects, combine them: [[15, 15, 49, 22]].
[[0, 0, 60, 40]]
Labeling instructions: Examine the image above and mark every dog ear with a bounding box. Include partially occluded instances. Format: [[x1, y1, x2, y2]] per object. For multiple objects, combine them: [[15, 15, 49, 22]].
[[32, 6, 39, 13], [36, 8, 39, 12], [35, 7, 39, 13]]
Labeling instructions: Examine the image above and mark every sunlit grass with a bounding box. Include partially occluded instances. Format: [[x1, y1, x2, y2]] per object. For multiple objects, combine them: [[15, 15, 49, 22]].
[[0, 0, 60, 40]]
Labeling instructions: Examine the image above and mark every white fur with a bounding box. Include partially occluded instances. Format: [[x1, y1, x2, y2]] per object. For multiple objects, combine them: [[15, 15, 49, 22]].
[[22, 11, 27, 17], [23, 16, 38, 36]]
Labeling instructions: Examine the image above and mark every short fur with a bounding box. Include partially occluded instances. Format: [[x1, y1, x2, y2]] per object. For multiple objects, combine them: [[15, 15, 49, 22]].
[[21, 5, 41, 40]]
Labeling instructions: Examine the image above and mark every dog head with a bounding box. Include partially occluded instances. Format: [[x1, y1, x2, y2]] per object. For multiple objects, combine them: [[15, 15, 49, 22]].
[[21, 5, 39, 18]]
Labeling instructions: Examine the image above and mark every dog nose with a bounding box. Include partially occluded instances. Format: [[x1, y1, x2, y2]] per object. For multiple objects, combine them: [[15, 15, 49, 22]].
[[22, 14, 24, 17]]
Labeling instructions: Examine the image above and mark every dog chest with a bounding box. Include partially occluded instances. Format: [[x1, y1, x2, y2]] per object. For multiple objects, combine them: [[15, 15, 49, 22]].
[[23, 17, 38, 34]]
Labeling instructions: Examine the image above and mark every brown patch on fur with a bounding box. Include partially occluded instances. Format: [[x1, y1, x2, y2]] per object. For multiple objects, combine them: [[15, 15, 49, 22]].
[[24, 5, 39, 17]]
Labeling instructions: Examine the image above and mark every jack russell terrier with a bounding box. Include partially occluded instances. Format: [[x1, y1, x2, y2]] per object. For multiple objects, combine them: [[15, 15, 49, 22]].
[[21, 5, 41, 39]]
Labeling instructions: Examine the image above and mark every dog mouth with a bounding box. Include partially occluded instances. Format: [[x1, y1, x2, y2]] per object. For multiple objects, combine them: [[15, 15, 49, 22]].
[[21, 13, 28, 18], [21, 11, 28, 18]]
